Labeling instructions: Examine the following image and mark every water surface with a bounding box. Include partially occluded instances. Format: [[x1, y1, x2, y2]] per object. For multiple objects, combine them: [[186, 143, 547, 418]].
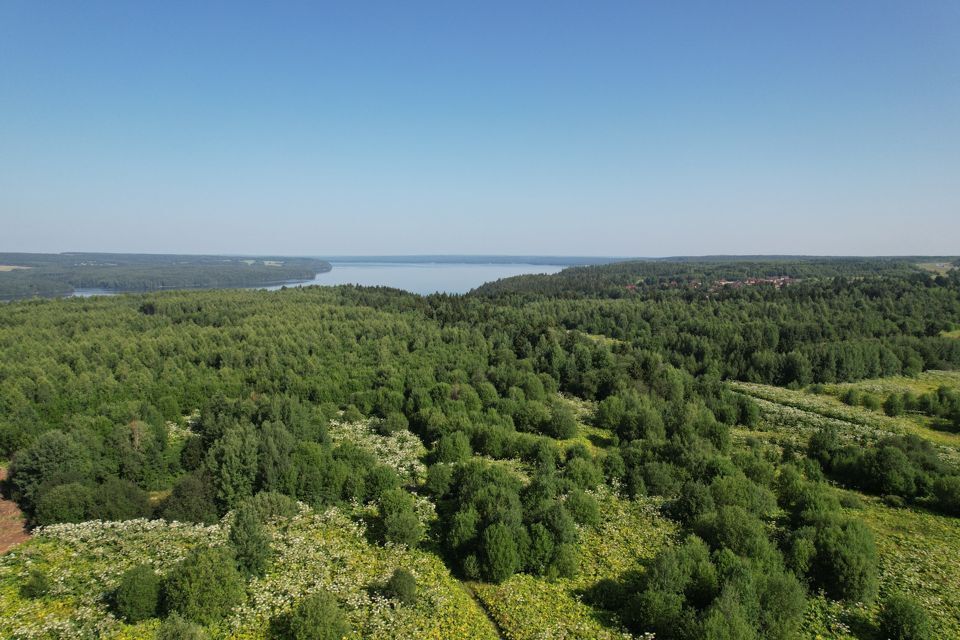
[[264, 262, 565, 295]]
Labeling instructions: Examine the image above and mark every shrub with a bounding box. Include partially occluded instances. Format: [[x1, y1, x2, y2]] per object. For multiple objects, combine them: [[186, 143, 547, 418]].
[[884, 394, 905, 417], [364, 465, 400, 502], [377, 412, 408, 435], [113, 564, 161, 622], [229, 504, 272, 577], [383, 568, 417, 605], [842, 389, 862, 406], [932, 475, 960, 515], [163, 547, 245, 624], [379, 489, 424, 546], [545, 400, 577, 439], [245, 491, 299, 521], [565, 457, 603, 490], [838, 492, 865, 510], [157, 613, 208, 640], [270, 591, 351, 640], [342, 405, 364, 422], [565, 489, 600, 526], [862, 394, 882, 412], [878, 592, 932, 640], [160, 472, 219, 524], [91, 477, 152, 521], [20, 569, 51, 598]]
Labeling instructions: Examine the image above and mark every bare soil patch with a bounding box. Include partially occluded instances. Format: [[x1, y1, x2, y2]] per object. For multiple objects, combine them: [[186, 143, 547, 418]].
[[0, 468, 29, 554]]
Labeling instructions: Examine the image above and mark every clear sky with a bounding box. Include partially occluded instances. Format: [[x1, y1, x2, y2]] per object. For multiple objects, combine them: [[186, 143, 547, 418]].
[[1, 1, 958, 256]]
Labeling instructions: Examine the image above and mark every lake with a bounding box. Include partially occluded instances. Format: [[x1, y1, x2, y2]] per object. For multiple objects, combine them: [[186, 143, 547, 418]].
[[70, 262, 566, 297], [262, 261, 565, 295]]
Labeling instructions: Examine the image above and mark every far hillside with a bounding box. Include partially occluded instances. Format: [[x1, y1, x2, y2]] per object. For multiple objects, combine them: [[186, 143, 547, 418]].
[[472, 256, 957, 298], [0, 253, 331, 300]]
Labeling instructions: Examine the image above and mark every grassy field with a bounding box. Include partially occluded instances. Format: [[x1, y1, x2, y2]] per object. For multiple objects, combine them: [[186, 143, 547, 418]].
[[857, 495, 960, 636], [916, 261, 958, 276], [943, 329, 960, 339], [730, 379, 960, 459], [820, 369, 960, 398]]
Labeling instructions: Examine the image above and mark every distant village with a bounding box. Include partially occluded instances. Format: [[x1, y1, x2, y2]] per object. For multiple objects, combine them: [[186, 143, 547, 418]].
[[625, 275, 798, 293]]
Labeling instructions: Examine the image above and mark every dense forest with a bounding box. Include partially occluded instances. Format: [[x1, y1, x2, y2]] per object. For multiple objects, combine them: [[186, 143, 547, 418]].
[[1, 258, 959, 639], [0, 253, 331, 300]]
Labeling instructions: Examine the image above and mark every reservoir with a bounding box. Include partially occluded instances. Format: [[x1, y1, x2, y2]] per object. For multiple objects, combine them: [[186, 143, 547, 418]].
[[262, 261, 565, 295], [70, 261, 567, 297]]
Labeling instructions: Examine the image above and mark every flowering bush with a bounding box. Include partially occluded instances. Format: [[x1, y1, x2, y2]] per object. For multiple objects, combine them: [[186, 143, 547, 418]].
[[328, 419, 427, 484]]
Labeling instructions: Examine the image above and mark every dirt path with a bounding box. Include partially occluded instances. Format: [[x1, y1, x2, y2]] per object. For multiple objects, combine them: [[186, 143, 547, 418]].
[[460, 581, 510, 640], [0, 468, 30, 554]]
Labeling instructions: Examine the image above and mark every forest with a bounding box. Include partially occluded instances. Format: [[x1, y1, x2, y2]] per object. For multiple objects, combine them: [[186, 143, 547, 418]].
[[1, 258, 959, 639], [0, 253, 331, 300]]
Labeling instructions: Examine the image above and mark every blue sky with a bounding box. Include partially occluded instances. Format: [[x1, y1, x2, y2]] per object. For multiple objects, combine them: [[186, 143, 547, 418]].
[[1, 1, 958, 256]]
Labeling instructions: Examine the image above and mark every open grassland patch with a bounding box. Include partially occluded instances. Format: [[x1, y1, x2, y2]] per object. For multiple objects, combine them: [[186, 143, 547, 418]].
[[943, 329, 960, 339], [0, 265, 31, 272], [554, 394, 616, 455], [0, 507, 499, 640], [470, 490, 675, 640], [916, 262, 958, 276], [822, 369, 960, 398], [731, 381, 960, 461], [856, 496, 960, 637]]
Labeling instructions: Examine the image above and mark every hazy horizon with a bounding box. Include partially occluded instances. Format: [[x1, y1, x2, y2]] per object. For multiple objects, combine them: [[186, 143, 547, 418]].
[[2, 2, 958, 255], [1, 251, 957, 261]]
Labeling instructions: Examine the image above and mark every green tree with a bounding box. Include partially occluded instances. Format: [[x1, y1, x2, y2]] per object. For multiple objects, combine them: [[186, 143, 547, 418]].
[[91, 477, 152, 520], [481, 523, 521, 583], [34, 482, 94, 525], [884, 393, 906, 417], [813, 519, 879, 603], [229, 504, 272, 577], [206, 424, 259, 511], [10, 430, 92, 512], [256, 421, 295, 494], [433, 432, 472, 463]]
